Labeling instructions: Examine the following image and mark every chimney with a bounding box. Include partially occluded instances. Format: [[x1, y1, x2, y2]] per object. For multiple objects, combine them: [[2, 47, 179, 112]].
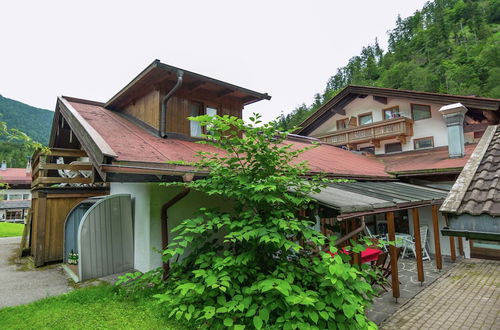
[[439, 103, 468, 158], [1, 161, 6, 171]]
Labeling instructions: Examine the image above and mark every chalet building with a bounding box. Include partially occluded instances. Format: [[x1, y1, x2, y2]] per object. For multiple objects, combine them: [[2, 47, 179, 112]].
[[296, 85, 500, 259], [0, 161, 31, 223], [28, 60, 499, 299]]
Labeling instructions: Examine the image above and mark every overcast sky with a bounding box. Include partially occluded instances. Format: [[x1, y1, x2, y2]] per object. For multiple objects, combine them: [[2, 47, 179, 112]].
[[0, 0, 428, 123]]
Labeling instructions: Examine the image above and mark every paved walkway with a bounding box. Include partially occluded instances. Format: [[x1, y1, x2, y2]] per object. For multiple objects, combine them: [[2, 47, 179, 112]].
[[381, 258, 500, 329], [0, 237, 71, 308], [367, 255, 456, 324]]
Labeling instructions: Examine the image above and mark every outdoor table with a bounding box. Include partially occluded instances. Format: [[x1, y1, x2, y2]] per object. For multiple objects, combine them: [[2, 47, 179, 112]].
[[328, 247, 382, 264]]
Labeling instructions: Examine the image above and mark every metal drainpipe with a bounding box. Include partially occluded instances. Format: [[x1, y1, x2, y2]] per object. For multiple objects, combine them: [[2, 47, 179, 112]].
[[160, 70, 184, 138], [161, 187, 190, 279]]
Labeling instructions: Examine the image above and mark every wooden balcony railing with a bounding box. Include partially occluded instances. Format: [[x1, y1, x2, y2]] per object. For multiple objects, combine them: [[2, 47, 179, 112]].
[[31, 148, 94, 188], [315, 117, 414, 147]]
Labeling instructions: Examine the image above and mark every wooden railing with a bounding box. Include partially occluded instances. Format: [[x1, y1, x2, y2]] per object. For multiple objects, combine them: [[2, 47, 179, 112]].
[[31, 148, 94, 188], [316, 117, 414, 146]]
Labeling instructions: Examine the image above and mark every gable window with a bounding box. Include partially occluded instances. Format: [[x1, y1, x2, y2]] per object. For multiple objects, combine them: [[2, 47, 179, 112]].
[[385, 142, 402, 154], [411, 104, 431, 121], [383, 106, 400, 120], [190, 103, 218, 137], [336, 118, 348, 130], [358, 113, 373, 126], [414, 136, 434, 150], [190, 102, 204, 137]]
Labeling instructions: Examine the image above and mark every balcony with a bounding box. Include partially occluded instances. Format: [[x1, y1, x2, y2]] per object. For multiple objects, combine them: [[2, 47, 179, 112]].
[[31, 148, 94, 188], [315, 117, 414, 147]]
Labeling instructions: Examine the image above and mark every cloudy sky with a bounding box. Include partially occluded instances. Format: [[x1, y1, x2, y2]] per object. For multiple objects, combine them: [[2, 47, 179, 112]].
[[0, 0, 428, 122]]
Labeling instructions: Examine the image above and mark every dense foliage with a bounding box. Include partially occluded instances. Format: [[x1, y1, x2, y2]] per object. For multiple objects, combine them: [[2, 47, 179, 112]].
[[0, 95, 53, 144], [0, 121, 43, 169], [0, 95, 52, 167], [278, 0, 500, 130], [119, 114, 378, 329]]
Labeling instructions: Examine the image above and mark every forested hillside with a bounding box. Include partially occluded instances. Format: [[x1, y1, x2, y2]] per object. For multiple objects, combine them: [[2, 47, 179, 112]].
[[278, 0, 500, 130], [0, 95, 53, 168]]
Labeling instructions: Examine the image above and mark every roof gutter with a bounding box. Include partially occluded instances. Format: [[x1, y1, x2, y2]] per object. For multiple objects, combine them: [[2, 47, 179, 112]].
[[160, 70, 184, 138], [441, 228, 500, 241]]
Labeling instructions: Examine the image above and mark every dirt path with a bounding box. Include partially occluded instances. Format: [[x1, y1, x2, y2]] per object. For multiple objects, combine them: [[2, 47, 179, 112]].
[[0, 237, 71, 308], [381, 258, 500, 329]]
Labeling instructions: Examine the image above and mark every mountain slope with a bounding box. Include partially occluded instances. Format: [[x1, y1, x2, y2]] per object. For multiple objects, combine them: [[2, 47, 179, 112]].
[[279, 0, 500, 130], [0, 94, 53, 144]]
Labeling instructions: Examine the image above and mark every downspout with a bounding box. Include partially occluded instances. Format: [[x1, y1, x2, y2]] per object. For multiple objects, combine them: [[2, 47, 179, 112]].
[[161, 187, 190, 279], [160, 70, 184, 138]]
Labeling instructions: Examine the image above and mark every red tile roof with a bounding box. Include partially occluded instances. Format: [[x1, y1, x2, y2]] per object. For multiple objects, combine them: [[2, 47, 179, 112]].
[[376, 144, 477, 174], [67, 99, 391, 178], [0, 168, 31, 184]]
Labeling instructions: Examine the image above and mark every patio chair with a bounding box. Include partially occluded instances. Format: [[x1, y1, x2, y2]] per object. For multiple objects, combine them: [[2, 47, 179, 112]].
[[56, 157, 80, 187], [401, 226, 431, 261], [377, 247, 403, 292]]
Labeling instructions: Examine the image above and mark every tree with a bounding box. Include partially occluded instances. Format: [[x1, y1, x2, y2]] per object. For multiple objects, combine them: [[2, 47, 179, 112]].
[[120, 114, 378, 329]]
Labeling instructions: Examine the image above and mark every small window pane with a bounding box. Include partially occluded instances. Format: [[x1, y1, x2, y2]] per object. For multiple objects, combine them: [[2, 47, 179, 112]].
[[206, 107, 217, 117], [8, 194, 22, 200], [385, 142, 402, 153], [383, 107, 400, 120], [190, 103, 203, 137], [412, 104, 431, 120], [23, 194, 30, 200], [359, 114, 373, 125], [337, 119, 347, 130], [414, 137, 434, 150]]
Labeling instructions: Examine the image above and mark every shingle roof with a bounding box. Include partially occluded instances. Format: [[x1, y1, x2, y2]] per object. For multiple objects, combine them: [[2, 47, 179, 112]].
[[0, 168, 31, 185], [441, 125, 500, 216], [65, 98, 392, 179], [376, 144, 476, 175]]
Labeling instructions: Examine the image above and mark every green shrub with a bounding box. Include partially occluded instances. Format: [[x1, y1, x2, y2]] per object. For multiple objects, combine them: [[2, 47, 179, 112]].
[[121, 114, 378, 329]]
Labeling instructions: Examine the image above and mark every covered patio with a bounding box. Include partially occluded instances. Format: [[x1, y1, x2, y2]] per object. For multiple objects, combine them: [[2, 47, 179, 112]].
[[311, 181, 463, 301]]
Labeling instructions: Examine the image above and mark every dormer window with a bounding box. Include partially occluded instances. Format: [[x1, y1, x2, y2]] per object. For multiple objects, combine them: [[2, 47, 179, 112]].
[[190, 103, 218, 137]]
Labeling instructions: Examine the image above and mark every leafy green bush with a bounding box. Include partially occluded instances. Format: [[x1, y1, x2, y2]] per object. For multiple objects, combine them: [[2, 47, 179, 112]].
[[122, 114, 378, 329]]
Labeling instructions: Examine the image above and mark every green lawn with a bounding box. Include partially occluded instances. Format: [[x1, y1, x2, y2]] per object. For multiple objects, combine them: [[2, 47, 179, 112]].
[[0, 222, 24, 237], [0, 284, 184, 330]]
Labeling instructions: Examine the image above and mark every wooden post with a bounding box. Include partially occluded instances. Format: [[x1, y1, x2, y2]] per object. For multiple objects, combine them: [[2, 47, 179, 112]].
[[412, 208, 424, 284], [450, 237, 456, 261], [431, 205, 443, 270], [458, 237, 464, 257], [34, 193, 47, 267], [387, 212, 400, 300]]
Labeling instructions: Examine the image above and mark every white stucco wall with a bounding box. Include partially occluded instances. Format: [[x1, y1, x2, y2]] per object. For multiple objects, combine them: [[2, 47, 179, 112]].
[[111, 182, 233, 272], [310, 96, 450, 155], [407, 206, 470, 258]]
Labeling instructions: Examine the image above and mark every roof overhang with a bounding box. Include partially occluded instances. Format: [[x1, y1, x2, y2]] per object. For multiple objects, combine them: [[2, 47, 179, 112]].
[[105, 60, 271, 110], [310, 181, 448, 220], [297, 85, 500, 135]]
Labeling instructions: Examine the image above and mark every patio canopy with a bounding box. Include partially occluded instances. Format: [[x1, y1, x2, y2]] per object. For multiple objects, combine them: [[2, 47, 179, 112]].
[[311, 181, 448, 220]]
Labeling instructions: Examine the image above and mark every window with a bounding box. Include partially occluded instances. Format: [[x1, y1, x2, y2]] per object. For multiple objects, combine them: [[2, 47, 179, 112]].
[[383, 106, 400, 120], [358, 113, 373, 125], [414, 136, 434, 150], [385, 142, 402, 153], [189, 103, 218, 137], [190, 102, 203, 137], [336, 119, 348, 130], [8, 194, 22, 200], [23, 194, 30, 200], [411, 104, 431, 121]]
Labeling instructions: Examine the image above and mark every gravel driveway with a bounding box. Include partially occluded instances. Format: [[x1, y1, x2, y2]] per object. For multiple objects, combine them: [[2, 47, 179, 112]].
[[0, 237, 71, 308]]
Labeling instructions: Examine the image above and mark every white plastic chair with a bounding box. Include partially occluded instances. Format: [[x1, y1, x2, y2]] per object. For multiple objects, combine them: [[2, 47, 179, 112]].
[[56, 157, 80, 186], [401, 226, 431, 261]]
